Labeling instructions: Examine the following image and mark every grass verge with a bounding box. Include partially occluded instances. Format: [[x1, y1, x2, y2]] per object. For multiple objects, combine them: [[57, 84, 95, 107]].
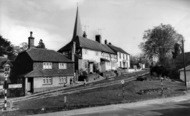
[[1, 76, 186, 116]]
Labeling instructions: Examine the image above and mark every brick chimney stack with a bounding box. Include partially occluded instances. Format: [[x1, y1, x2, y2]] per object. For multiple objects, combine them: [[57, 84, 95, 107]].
[[95, 34, 101, 43], [28, 31, 35, 49]]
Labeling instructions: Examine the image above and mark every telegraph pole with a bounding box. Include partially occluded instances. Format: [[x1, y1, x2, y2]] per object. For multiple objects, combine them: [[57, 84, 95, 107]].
[[182, 38, 187, 88]]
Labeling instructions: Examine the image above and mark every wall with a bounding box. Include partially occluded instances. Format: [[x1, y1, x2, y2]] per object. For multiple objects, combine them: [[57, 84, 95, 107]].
[[180, 71, 190, 82], [117, 52, 130, 68], [82, 48, 100, 62], [33, 62, 74, 74], [81, 48, 119, 72], [33, 76, 73, 93]]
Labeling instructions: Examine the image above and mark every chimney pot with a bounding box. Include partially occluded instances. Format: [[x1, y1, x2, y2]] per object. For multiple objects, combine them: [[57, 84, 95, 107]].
[[30, 31, 33, 37], [105, 40, 107, 44], [83, 31, 87, 38], [95, 34, 101, 43]]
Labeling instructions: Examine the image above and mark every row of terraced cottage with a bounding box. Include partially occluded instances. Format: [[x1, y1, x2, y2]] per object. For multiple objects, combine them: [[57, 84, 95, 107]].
[[11, 7, 130, 95]]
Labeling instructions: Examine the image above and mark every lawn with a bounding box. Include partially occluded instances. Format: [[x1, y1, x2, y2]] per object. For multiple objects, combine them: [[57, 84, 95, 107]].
[[1, 76, 186, 116]]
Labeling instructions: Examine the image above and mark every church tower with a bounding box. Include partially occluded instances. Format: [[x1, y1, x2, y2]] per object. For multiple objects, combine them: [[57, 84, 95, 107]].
[[72, 6, 83, 40]]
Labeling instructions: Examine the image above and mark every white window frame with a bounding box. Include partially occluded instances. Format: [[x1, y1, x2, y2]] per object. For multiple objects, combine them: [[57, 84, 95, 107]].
[[59, 63, 67, 69], [43, 62, 52, 69], [59, 77, 67, 84], [43, 77, 52, 85]]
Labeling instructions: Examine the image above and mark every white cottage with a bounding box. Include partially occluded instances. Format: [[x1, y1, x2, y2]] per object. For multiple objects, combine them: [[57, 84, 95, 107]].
[[58, 6, 130, 73]]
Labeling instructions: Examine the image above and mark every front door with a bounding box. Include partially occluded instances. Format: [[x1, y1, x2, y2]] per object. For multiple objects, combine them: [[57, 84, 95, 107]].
[[28, 78, 33, 93]]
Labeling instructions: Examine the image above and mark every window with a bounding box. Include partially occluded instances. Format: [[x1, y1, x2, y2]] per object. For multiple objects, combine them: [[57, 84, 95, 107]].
[[59, 63, 67, 69], [43, 62, 52, 69], [123, 53, 125, 59], [43, 77, 52, 85], [59, 77, 67, 84]]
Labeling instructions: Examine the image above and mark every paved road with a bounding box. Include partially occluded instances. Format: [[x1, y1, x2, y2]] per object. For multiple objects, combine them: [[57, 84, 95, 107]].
[[76, 100, 190, 116], [30, 92, 190, 116]]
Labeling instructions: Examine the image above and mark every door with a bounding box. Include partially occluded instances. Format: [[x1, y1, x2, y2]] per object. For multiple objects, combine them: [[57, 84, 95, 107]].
[[28, 78, 34, 93]]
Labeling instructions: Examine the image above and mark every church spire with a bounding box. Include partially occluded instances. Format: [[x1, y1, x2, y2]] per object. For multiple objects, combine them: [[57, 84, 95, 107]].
[[72, 6, 83, 39]]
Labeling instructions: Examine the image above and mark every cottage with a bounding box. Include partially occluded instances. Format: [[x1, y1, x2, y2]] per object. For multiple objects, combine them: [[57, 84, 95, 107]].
[[58, 7, 130, 74], [179, 65, 190, 87], [107, 44, 130, 69], [13, 32, 74, 94]]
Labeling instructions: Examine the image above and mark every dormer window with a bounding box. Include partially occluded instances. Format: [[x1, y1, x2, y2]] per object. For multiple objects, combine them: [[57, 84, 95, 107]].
[[43, 62, 52, 69], [59, 63, 67, 69]]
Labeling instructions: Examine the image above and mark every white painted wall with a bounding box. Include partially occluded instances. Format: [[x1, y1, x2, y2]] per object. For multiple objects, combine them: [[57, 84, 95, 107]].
[[117, 52, 130, 68], [82, 48, 100, 62], [81, 48, 117, 71], [180, 71, 190, 82], [33, 76, 73, 89]]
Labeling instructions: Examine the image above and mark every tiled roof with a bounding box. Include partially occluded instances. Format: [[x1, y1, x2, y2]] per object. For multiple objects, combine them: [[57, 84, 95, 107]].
[[78, 36, 115, 54], [26, 48, 72, 62], [25, 68, 74, 77], [58, 36, 115, 54], [107, 44, 129, 54], [58, 41, 73, 52]]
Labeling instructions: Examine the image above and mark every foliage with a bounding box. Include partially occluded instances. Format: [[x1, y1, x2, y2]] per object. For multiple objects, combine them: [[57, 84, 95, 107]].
[[0, 35, 15, 60], [172, 43, 181, 59], [13, 42, 28, 55], [139, 24, 183, 66], [130, 54, 150, 68], [36, 39, 45, 48]]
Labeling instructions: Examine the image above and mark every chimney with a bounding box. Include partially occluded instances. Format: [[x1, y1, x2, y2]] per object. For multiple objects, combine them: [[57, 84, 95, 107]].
[[83, 31, 87, 38], [28, 31, 35, 49], [95, 34, 101, 43], [105, 39, 107, 44], [109, 42, 112, 45]]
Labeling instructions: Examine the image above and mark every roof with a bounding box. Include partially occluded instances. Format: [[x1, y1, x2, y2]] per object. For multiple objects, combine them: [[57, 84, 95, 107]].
[[78, 36, 115, 54], [26, 48, 73, 62], [25, 68, 74, 77], [179, 65, 190, 71], [58, 36, 115, 54], [107, 44, 129, 55]]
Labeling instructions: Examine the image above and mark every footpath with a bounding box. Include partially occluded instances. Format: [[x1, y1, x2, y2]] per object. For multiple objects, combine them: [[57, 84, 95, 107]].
[[30, 91, 190, 116]]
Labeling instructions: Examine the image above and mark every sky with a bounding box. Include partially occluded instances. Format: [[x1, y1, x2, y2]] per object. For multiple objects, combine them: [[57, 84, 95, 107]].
[[0, 0, 190, 55]]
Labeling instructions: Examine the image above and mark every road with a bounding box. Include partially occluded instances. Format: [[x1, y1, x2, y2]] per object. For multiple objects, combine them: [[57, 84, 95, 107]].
[[30, 92, 190, 116], [77, 100, 190, 116]]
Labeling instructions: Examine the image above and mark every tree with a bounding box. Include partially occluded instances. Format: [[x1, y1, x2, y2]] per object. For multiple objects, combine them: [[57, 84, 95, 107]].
[[130, 54, 150, 68], [172, 43, 181, 59], [139, 24, 182, 66], [13, 42, 28, 55], [0, 35, 15, 60], [36, 39, 45, 48]]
